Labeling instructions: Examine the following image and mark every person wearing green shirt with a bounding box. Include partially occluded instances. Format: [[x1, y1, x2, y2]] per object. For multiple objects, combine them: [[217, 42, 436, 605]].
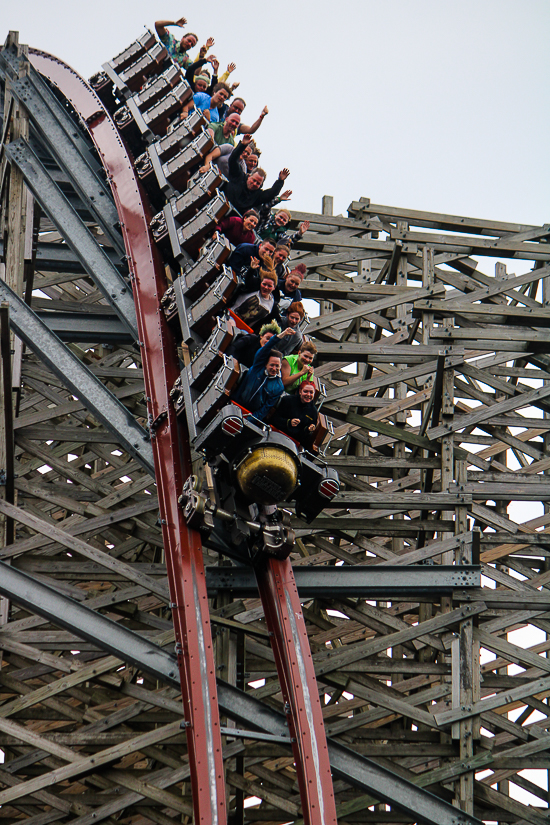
[[281, 342, 317, 393], [154, 18, 200, 69]]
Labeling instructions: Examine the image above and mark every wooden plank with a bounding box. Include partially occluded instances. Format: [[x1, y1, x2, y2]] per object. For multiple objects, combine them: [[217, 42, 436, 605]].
[[428, 384, 550, 440], [0, 720, 183, 806], [306, 284, 446, 335], [0, 499, 169, 600]]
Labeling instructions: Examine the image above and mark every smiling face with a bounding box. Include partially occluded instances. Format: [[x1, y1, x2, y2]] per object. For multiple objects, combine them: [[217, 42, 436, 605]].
[[299, 383, 315, 403], [228, 99, 245, 116], [194, 77, 208, 93], [274, 211, 290, 227], [242, 214, 258, 232], [224, 113, 240, 134], [287, 311, 301, 328], [273, 246, 289, 266], [245, 153, 258, 172], [285, 273, 302, 292], [247, 172, 265, 191], [266, 355, 281, 377], [181, 34, 197, 50], [298, 350, 314, 367], [259, 241, 275, 260], [259, 277, 276, 298]]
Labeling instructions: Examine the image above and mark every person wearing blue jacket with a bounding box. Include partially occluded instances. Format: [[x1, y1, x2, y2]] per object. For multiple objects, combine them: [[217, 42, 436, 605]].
[[232, 328, 294, 421]]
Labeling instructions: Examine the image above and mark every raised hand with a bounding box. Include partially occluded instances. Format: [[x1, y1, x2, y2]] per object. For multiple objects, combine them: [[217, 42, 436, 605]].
[[250, 257, 260, 270], [227, 62, 236, 73], [205, 36, 215, 48], [280, 190, 292, 201], [261, 105, 269, 117], [175, 17, 187, 26], [241, 134, 253, 145], [299, 220, 310, 234], [278, 168, 290, 181]]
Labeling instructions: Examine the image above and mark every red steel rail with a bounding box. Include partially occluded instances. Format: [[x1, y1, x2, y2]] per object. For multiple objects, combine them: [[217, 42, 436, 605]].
[[256, 559, 337, 825], [29, 49, 227, 825], [29, 47, 337, 825]]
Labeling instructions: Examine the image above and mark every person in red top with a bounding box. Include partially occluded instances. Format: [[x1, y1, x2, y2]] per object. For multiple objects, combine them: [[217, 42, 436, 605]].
[[217, 209, 259, 246]]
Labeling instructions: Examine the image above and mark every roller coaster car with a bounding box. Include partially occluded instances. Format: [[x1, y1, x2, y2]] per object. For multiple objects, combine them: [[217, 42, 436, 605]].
[[160, 266, 237, 340], [149, 167, 223, 239], [185, 267, 236, 337], [154, 109, 208, 162], [136, 131, 215, 204], [109, 30, 158, 71], [171, 355, 240, 427], [178, 233, 231, 298], [194, 405, 340, 522], [185, 315, 235, 391], [128, 64, 182, 112], [114, 80, 192, 145], [89, 29, 159, 105], [173, 193, 229, 259]]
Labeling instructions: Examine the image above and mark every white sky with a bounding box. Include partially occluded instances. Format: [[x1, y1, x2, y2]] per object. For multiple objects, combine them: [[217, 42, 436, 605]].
[[5, 1, 549, 224]]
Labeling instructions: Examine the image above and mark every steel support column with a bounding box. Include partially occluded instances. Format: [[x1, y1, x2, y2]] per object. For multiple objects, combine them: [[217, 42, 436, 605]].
[[0, 52, 124, 255], [0, 276, 154, 473], [3, 137, 138, 340]]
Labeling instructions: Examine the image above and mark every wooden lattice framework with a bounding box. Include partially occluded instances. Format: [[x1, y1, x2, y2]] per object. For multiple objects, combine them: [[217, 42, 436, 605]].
[[2, 29, 550, 825]]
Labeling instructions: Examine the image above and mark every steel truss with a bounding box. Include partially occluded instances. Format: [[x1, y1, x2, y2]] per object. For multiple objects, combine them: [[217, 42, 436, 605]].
[[2, 23, 550, 825]]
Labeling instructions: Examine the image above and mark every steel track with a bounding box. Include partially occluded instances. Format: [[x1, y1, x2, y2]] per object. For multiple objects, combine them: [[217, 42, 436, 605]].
[[29, 48, 227, 825], [28, 47, 337, 825]]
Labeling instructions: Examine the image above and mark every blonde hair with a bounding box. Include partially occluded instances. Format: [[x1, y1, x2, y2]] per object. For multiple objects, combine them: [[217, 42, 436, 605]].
[[276, 208, 292, 221]]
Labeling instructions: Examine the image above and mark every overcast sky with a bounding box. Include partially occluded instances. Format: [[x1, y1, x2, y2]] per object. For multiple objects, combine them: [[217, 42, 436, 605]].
[[5, 0, 549, 226]]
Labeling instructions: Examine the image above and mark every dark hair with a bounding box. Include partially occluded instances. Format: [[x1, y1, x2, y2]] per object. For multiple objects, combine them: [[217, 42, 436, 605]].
[[233, 96, 246, 107], [213, 82, 232, 95], [243, 209, 260, 220], [269, 349, 283, 361]]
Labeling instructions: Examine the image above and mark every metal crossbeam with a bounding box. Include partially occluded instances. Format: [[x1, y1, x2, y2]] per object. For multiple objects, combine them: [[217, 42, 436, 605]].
[[216, 682, 482, 825], [3, 137, 138, 340], [0, 561, 177, 683], [0, 560, 482, 825], [0, 238, 123, 273], [205, 564, 480, 597], [0, 277, 154, 473], [37, 310, 132, 343], [0, 67, 123, 255]]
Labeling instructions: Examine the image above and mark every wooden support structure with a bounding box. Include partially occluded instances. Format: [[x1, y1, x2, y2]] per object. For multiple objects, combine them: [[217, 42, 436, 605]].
[[1, 27, 550, 825]]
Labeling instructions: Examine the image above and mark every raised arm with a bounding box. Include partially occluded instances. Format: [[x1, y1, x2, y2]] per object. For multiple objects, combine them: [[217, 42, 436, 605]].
[[227, 137, 249, 179], [185, 58, 208, 88], [155, 17, 186, 38], [252, 328, 293, 369], [239, 106, 269, 135]]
